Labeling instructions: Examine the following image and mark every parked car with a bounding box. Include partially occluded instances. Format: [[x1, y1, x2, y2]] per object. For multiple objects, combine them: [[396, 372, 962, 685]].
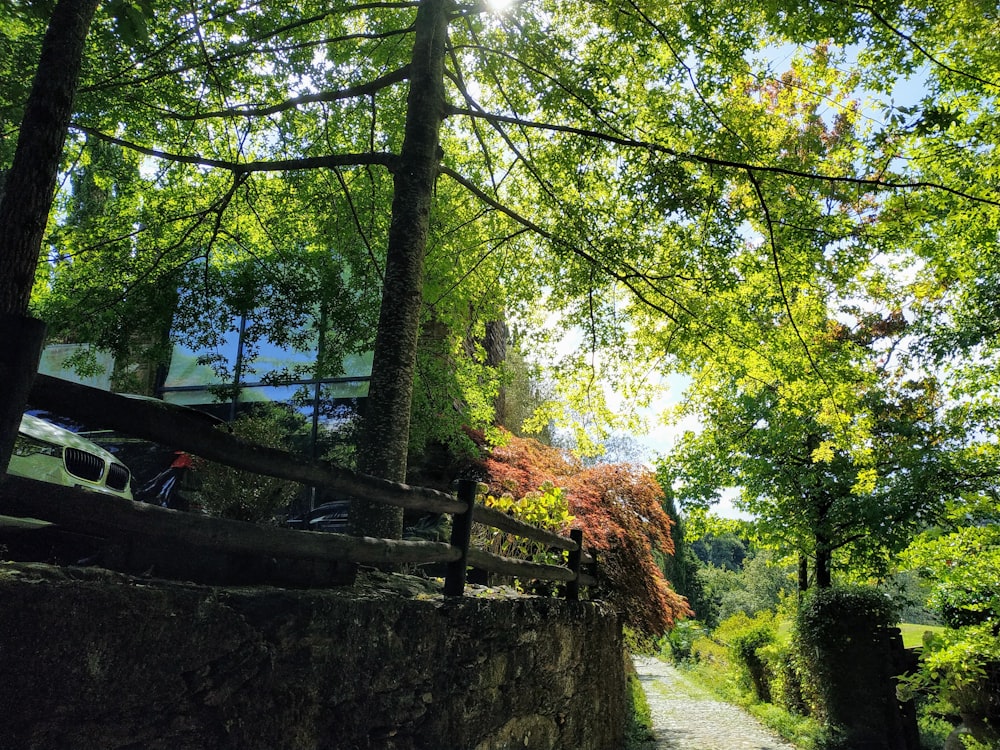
[[285, 500, 350, 533], [7, 413, 133, 500], [284, 501, 447, 542]]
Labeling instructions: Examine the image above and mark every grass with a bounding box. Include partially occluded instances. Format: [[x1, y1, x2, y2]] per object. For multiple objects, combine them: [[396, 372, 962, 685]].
[[625, 664, 656, 749], [746, 702, 825, 748], [898, 622, 945, 649]]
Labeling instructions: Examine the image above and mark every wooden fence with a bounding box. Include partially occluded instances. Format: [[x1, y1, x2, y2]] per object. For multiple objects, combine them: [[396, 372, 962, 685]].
[[0, 374, 596, 598]]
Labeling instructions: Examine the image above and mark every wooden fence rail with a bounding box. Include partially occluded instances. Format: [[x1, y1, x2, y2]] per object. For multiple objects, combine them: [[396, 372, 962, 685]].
[[0, 375, 596, 597]]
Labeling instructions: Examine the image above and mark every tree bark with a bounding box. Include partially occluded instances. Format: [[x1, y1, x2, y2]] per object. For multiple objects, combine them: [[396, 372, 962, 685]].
[[815, 541, 832, 588], [0, 0, 98, 316], [0, 317, 47, 479], [484, 319, 508, 425], [0, 0, 98, 480], [350, 0, 449, 539]]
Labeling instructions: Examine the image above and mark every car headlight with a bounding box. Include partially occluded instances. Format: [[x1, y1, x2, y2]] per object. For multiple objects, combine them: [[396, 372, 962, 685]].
[[12, 434, 63, 459]]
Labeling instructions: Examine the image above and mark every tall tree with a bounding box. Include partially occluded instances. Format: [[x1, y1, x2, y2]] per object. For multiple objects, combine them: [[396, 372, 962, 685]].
[[0, 0, 99, 478], [0, 0, 98, 316], [350, 0, 449, 537], [661, 318, 956, 587]]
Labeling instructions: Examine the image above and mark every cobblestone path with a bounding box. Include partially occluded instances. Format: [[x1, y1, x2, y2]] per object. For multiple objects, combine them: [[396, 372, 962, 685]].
[[633, 656, 800, 750]]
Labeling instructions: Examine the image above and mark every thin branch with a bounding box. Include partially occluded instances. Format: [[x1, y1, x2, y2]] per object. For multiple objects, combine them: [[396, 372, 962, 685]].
[[845, 0, 999, 90], [333, 167, 384, 282], [188, 0, 225, 100], [55, 174, 249, 316], [451, 28, 564, 208], [83, 25, 414, 97], [748, 174, 821, 374], [622, 0, 755, 153], [440, 166, 679, 325], [448, 40, 627, 138], [441, 166, 858, 375], [446, 40, 499, 190], [70, 124, 397, 173], [426, 227, 528, 308], [448, 106, 1000, 208]]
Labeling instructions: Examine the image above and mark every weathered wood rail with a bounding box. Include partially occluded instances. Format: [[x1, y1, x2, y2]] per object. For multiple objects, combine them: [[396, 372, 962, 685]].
[[0, 374, 597, 597]]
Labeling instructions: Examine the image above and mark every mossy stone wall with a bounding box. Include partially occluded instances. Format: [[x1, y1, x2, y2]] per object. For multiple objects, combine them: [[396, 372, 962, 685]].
[[0, 564, 625, 750]]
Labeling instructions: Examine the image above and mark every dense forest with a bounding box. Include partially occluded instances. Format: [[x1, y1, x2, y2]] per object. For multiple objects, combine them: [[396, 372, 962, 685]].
[[1, 0, 998, 746]]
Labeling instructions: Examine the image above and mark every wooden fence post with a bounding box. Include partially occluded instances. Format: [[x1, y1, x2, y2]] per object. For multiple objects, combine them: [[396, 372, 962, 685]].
[[444, 478, 477, 597], [566, 528, 583, 601]]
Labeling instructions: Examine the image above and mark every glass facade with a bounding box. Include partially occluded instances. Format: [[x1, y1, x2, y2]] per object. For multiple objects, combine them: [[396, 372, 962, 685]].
[[157, 310, 373, 456]]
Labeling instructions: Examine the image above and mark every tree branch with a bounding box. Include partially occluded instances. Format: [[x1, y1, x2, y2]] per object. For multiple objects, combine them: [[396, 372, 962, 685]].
[[447, 106, 1000, 207], [439, 166, 681, 325], [168, 66, 411, 121], [83, 21, 414, 96], [70, 124, 398, 173], [333, 167, 384, 282], [746, 170, 850, 434], [841, 0, 999, 90]]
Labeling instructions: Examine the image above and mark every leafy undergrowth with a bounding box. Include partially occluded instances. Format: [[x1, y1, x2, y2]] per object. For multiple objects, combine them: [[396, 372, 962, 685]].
[[744, 702, 823, 749]]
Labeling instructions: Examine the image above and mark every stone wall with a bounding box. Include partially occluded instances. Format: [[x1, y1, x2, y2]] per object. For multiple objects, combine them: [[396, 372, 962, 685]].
[[0, 563, 626, 750]]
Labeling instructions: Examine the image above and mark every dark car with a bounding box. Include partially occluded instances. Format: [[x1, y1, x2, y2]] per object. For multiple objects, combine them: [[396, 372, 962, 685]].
[[285, 500, 350, 533]]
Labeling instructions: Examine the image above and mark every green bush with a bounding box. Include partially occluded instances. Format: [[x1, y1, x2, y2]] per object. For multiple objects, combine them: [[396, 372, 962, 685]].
[[664, 620, 704, 665], [760, 638, 817, 717], [472, 481, 573, 563], [897, 626, 1000, 748], [470, 481, 574, 595], [796, 586, 901, 749], [716, 611, 778, 703], [899, 523, 1000, 746]]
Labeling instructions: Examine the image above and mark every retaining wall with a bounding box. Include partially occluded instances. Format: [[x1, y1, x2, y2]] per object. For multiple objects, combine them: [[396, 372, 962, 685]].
[[0, 563, 626, 750]]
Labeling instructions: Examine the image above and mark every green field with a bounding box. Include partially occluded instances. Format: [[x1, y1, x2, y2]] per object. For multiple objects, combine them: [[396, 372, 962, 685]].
[[898, 623, 946, 649], [772, 620, 942, 649]]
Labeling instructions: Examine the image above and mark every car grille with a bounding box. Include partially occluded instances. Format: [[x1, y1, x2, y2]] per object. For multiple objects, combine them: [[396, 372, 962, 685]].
[[106, 463, 130, 492], [64, 448, 105, 482]]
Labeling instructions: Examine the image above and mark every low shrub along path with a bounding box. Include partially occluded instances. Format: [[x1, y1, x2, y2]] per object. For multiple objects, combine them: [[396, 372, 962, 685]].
[[633, 656, 799, 750]]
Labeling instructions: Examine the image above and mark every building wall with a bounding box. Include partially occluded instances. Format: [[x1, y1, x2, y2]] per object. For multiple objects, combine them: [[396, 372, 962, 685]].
[[0, 564, 626, 750]]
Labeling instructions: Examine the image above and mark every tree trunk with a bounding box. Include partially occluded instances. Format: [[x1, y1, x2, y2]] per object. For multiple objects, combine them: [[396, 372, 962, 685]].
[[0, 0, 98, 316], [349, 0, 449, 539], [0, 317, 47, 479], [0, 0, 98, 479], [484, 319, 509, 425], [815, 542, 832, 588]]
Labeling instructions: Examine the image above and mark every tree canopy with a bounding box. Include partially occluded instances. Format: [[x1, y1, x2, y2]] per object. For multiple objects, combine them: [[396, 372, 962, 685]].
[[2, 0, 999, 555]]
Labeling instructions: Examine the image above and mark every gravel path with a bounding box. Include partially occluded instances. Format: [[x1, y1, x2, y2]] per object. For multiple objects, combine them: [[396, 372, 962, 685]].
[[632, 656, 800, 750]]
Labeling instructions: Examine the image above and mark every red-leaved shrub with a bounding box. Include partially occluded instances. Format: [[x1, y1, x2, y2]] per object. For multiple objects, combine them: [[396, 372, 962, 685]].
[[471, 429, 691, 639]]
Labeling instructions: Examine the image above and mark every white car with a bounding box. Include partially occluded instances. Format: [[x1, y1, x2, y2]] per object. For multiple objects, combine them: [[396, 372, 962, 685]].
[[7, 413, 133, 500]]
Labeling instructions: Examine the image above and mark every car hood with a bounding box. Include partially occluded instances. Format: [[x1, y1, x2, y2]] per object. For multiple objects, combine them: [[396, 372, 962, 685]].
[[20, 413, 122, 464]]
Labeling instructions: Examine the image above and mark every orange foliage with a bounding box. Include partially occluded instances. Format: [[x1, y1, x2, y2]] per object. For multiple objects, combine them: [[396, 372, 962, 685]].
[[477, 430, 580, 494], [471, 429, 692, 638]]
